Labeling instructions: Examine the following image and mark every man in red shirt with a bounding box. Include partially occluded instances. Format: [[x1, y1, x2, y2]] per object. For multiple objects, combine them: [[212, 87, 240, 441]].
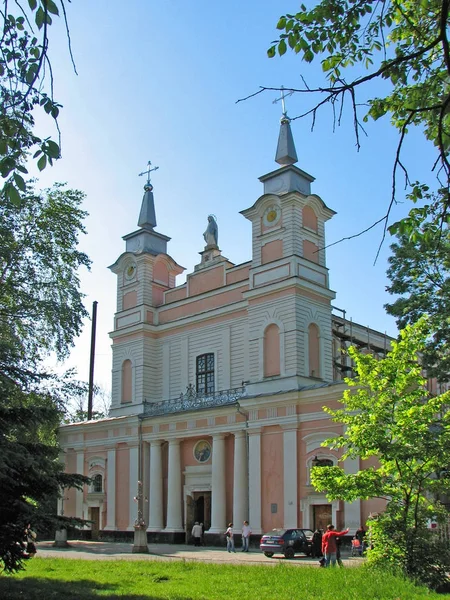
[[321, 524, 349, 567]]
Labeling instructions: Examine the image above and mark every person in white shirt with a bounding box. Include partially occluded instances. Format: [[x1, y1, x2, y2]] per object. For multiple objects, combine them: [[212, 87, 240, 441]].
[[191, 521, 203, 547], [241, 520, 252, 552], [225, 522, 235, 552]]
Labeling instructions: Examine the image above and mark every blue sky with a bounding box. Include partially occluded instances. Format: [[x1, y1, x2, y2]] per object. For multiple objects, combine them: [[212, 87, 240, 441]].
[[32, 1, 435, 398]]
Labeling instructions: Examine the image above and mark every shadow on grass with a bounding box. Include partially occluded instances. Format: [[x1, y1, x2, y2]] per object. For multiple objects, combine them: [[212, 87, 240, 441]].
[[0, 576, 193, 600]]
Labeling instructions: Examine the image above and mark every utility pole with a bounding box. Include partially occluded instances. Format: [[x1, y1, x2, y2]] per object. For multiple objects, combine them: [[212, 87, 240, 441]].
[[87, 300, 98, 420]]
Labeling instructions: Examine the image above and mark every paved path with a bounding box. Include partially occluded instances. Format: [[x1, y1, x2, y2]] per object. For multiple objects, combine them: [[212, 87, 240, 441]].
[[36, 540, 363, 567]]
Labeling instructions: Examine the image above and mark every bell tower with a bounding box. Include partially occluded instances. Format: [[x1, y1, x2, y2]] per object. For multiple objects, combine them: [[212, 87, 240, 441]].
[[108, 162, 184, 417], [241, 93, 336, 394]]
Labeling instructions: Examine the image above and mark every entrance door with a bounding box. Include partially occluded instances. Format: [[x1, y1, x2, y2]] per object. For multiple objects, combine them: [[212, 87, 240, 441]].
[[185, 492, 211, 543], [89, 507, 100, 540], [313, 505, 332, 531]]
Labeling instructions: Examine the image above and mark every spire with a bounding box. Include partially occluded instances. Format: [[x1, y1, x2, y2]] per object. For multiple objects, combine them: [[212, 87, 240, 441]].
[[273, 86, 298, 166], [138, 161, 159, 229]]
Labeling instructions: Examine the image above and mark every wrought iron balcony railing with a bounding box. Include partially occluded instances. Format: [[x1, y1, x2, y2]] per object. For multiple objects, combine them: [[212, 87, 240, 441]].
[[142, 385, 246, 417]]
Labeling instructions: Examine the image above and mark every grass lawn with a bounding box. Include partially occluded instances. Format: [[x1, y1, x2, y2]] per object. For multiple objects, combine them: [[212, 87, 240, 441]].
[[0, 558, 449, 600]]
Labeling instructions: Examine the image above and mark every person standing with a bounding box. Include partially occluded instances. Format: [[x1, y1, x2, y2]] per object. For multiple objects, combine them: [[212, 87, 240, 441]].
[[335, 535, 344, 567], [321, 524, 349, 567], [354, 526, 366, 555], [225, 522, 235, 553], [241, 520, 252, 552], [311, 529, 323, 558], [191, 521, 202, 547], [25, 524, 37, 558]]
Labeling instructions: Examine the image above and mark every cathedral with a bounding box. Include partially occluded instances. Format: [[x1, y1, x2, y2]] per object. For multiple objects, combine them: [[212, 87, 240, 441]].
[[59, 111, 391, 546]]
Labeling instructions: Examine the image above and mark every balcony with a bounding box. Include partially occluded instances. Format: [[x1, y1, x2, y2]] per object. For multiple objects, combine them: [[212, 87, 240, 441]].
[[142, 385, 246, 417]]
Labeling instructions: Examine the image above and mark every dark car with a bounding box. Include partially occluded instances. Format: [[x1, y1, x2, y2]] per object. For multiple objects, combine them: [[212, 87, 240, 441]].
[[260, 528, 314, 558]]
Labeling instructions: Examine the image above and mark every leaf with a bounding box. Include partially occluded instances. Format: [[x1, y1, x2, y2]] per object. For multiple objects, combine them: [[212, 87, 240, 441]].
[[44, 0, 59, 15], [278, 39, 287, 56], [7, 183, 22, 206], [277, 17, 286, 30], [37, 154, 47, 171], [267, 46, 276, 59], [28, 0, 37, 10], [46, 140, 60, 159], [35, 6, 44, 29], [14, 172, 26, 192]]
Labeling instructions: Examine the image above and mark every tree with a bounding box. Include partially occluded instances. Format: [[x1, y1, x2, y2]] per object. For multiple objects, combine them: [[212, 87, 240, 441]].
[[263, 0, 449, 243], [385, 201, 450, 382], [0, 0, 74, 204], [310, 319, 450, 589], [0, 183, 91, 572]]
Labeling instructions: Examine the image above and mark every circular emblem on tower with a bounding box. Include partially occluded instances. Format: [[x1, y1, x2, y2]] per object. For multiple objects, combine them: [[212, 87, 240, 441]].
[[124, 261, 137, 281], [193, 440, 211, 463], [263, 205, 281, 227]]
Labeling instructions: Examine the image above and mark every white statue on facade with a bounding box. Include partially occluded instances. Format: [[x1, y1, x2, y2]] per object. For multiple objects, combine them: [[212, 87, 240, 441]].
[[203, 215, 218, 247]]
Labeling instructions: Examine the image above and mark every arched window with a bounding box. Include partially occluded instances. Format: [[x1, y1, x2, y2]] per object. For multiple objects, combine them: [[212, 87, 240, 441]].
[[308, 323, 320, 378], [264, 324, 281, 377], [92, 474, 102, 493], [121, 359, 132, 403], [196, 354, 215, 394], [303, 206, 318, 231]]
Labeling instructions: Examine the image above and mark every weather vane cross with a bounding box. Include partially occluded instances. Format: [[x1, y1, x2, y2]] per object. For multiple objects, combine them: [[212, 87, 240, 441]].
[[273, 85, 294, 117], [138, 160, 159, 185]]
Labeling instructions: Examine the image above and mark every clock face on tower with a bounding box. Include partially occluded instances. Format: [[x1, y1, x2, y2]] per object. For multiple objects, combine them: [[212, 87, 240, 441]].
[[124, 262, 137, 281], [263, 205, 281, 227]]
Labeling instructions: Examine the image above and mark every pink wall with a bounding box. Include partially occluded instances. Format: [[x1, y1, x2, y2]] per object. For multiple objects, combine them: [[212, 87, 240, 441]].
[[165, 286, 187, 303], [225, 435, 234, 526], [123, 291, 137, 310], [261, 240, 283, 264], [303, 240, 319, 263], [303, 206, 318, 231], [226, 265, 250, 285], [308, 324, 320, 377], [153, 261, 169, 285], [264, 324, 281, 377], [182, 437, 212, 468], [152, 285, 164, 306], [115, 444, 129, 530], [121, 360, 132, 403], [261, 426, 284, 531], [188, 266, 224, 296], [159, 286, 248, 324]]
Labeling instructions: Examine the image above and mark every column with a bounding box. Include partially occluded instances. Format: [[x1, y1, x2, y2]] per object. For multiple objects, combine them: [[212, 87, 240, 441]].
[[210, 433, 226, 532], [344, 454, 361, 534], [128, 445, 139, 530], [105, 447, 117, 530], [248, 429, 262, 534], [233, 431, 248, 527], [75, 451, 84, 519], [142, 441, 150, 527], [165, 439, 183, 531], [148, 440, 164, 530], [283, 428, 298, 528]]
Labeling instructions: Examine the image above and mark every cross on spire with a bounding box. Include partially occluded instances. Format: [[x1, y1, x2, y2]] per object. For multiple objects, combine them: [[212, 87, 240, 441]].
[[272, 85, 294, 119], [138, 160, 159, 187]]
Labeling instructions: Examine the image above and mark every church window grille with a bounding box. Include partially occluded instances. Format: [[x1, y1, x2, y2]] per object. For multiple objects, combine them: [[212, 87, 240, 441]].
[[92, 474, 102, 493], [196, 353, 215, 394]]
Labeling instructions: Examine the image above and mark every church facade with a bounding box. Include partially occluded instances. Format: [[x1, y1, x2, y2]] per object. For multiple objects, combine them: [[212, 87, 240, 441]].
[[59, 116, 389, 544]]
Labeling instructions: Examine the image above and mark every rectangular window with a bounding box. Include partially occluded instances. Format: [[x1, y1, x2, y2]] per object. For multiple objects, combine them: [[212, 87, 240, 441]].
[[196, 353, 215, 394]]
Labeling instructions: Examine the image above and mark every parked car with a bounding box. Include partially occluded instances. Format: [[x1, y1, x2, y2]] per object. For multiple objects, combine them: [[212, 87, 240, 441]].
[[260, 528, 314, 558]]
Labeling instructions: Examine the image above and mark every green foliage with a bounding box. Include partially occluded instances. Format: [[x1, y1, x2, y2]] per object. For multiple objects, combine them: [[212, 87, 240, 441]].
[[269, 0, 450, 235], [0, 182, 91, 572], [0, 1, 71, 203], [310, 319, 450, 588], [385, 200, 450, 381]]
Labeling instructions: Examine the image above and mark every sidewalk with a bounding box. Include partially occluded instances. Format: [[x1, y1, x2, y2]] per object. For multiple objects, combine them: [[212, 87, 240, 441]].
[[36, 540, 362, 567]]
